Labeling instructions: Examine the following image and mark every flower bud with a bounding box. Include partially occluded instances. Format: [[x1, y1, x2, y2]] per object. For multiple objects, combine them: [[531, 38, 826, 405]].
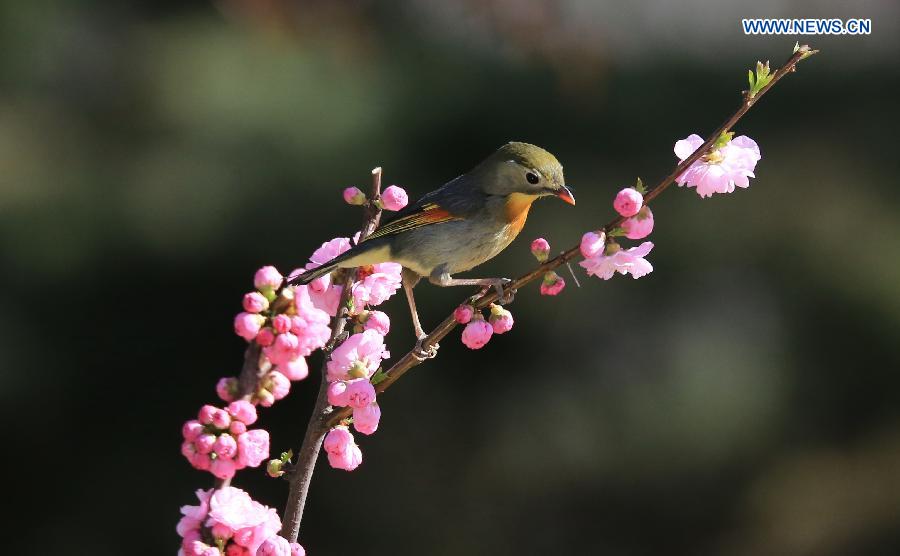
[[580, 231, 606, 258], [380, 185, 408, 211], [613, 187, 643, 217], [234, 312, 265, 341], [254, 265, 283, 291], [530, 237, 550, 262], [255, 327, 276, 347], [353, 403, 381, 435], [488, 304, 514, 334], [461, 316, 493, 349], [622, 206, 654, 240], [272, 314, 292, 334], [342, 186, 366, 206], [540, 271, 566, 296], [454, 304, 474, 324], [267, 458, 285, 478], [216, 377, 239, 402]]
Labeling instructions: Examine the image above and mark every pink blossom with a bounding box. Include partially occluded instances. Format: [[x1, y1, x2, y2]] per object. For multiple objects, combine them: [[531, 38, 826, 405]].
[[363, 310, 390, 335], [258, 536, 292, 556], [327, 380, 351, 407], [292, 286, 332, 352], [461, 318, 493, 349], [232, 507, 281, 553], [343, 186, 366, 206], [180, 488, 212, 523], [226, 545, 250, 556], [530, 237, 550, 262], [177, 514, 201, 538], [210, 455, 237, 480], [264, 332, 299, 366], [272, 314, 291, 334], [265, 371, 290, 402], [674, 133, 761, 197], [580, 241, 654, 280], [345, 378, 376, 409], [580, 231, 605, 258], [237, 429, 270, 468], [323, 426, 363, 471], [199, 405, 228, 428], [208, 487, 269, 531], [234, 313, 265, 341], [254, 266, 283, 291], [227, 400, 258, 425], [622, 206, 654, 240], [614, 187, 643, 217], [308, 275, 330, 293], [182, 420, 204, 441], [540, 271, 566, 296], [381, 185, 408, 211], [353, 262, 402, 307], [213, 433, 238, 459], [326, 329, 389, 382], [216, 377, 238, 402], [255, 328, 275, 347], [242, 292, 269, 313], [278, 356, 309, 381], [489, 305, 514, 334], [353, 403, 381, 435], [308, 285, 343, 316]]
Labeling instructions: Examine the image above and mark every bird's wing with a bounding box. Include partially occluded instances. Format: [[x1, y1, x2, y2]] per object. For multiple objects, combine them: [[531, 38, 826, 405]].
[[362, 202, 463, 242]]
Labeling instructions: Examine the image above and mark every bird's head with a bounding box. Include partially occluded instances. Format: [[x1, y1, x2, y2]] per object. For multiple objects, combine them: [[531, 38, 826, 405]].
[[474, 142, 575, 205]]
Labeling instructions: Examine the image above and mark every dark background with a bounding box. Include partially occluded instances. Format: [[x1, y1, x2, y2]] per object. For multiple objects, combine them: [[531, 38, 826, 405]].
[[3, 1, 899, 555]]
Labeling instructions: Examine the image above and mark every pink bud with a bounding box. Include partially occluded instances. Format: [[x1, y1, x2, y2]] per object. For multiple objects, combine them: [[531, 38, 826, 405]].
[[279, 356, 309, 381], [323, 426, 353, 454], [327, 381, 350, 407], [195, 434, 216, 454], [182, 420, 204, 441], [613, 187, 643, 217], [327, 442, 363, 471], [345, 378, 376, 409], [454, 304, 474, 324], [216, 377, 238, 402], [272, 314, 292, 334], [256, 389, 276, 407], [242, 291, 269, 313], [198, 405, 220, 426], [213, 433, 238, 458], [342, 186, 366, 206], [580, 231, 605, 258], [254, 265, 283, 290], [258, 535, 292, 556], [210, 522, 233, 541], [229, 420, 247, 435], [225, 544, 250, 556], [621, 206, 654, 240], [190, 451, 212, 471], [234, 312, 264, 341], [540, 271, 566, 296], [363, 310, 390, 335], [236, 429, 270, 468], [209, 455, 237, 480], [227, 400, 258, 425], [267, 370, 291, 400], [530, 237, 550, 262], [461, 318, 493, 349], [255, 328, 276, 347], [489, 305, 514, 334], [353, 403, 381, 435], [380, 185, 408, 211], [210, 409, 231, 430]]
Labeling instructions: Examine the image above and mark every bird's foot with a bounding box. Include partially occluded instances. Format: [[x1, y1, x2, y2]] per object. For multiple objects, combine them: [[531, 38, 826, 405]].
[[412, 336, 439, 361]]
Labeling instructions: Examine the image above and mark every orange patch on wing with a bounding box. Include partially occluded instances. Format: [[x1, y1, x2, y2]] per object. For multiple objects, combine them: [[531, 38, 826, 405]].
[[364, 203, 460, 241]]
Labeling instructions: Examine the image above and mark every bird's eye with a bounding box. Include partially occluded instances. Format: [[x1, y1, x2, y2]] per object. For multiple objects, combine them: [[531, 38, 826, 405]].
[[526, 171, 540, 185]]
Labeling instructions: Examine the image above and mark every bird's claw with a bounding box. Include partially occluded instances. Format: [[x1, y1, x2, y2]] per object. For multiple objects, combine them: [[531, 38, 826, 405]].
[[494, 278, 516, 305], [412, 336, 439, 361]]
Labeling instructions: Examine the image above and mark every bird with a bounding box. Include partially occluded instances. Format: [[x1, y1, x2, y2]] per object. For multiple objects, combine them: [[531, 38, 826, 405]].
[[290, 142, 574, 357]]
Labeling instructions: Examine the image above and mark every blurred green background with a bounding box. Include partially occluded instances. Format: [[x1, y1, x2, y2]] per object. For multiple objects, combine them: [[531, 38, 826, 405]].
[[2, 1, 899, 554]]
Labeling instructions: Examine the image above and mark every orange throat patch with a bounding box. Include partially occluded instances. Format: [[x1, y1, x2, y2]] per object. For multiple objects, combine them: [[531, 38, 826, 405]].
[[504, 192, 538, 237]]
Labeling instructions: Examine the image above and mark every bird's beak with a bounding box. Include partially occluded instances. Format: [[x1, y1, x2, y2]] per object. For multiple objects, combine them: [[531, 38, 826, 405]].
[[556, 185, 575, 206]]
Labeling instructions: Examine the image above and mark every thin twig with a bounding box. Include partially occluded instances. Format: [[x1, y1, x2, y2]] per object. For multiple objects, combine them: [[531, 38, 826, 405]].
[[281, 167, 384, 541], [323, 45, 816, 429]]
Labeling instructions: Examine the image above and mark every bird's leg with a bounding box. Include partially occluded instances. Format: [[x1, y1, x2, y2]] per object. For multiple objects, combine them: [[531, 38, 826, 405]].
[[429, 266, 516, 304], [402, 268, 438, 360]]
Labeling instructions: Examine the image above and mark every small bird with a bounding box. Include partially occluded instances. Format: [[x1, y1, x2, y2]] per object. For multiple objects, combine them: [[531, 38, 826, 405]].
[[291, 142, 574, 356]]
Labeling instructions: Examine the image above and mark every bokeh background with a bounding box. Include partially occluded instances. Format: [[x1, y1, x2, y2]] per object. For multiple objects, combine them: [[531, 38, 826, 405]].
[[3, 1, 899, 554]]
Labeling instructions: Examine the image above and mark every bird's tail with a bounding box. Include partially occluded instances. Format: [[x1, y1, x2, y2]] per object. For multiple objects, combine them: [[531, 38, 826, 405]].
[[288, 240, 383, 286]]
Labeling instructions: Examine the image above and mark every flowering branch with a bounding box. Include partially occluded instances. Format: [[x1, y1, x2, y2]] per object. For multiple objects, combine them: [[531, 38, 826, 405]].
[[280, 168, 384, 540], [323, 44, 818, 428]]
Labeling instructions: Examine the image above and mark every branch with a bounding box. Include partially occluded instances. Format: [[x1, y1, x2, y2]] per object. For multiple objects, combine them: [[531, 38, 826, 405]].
[[324, 44, 817, 428], [281, 167, 384, 541]]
